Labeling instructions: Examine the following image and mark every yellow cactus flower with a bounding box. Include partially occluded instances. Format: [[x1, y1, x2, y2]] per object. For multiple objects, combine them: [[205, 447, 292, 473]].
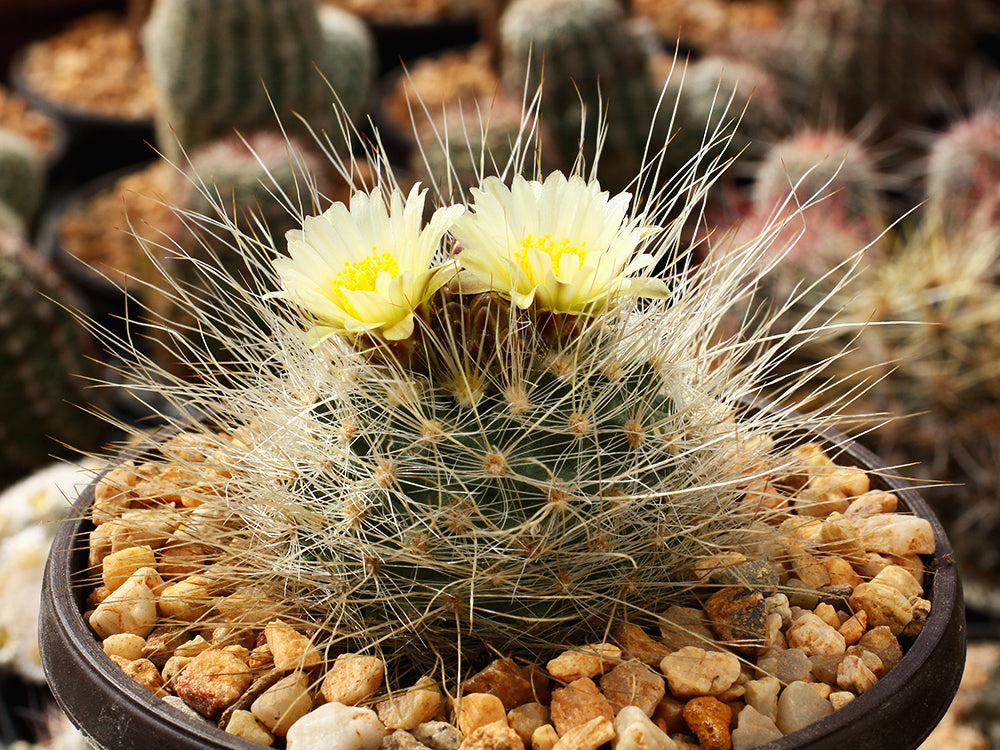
[[274, 183, 464, 344], [450, 172, 668, 313]]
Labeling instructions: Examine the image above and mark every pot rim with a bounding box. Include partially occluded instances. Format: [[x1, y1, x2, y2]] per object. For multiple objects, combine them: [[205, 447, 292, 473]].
[[40, 406, 966, 750]]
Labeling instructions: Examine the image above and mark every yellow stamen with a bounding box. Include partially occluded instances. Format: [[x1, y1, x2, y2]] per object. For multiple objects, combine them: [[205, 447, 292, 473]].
[[332, 249, 399, 297], [517, 233, 586, 280]]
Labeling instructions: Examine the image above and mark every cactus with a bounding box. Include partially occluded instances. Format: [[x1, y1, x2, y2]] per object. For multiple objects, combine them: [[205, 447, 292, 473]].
[[316, 4, 377, 122], [0, 128, 44, 225], [83, 90, 877, 682], [762, 0, 972, 135], [925, 109, 1000, 230], [661, 55, 789, 172], [498, 0, 666, 192], [0, 232, 105, 486], [142, 0, 375, 161]]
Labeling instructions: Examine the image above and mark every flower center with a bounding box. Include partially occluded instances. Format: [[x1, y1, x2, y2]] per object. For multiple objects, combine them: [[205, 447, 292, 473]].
[[518, 233, 586, 280], [333, 249, 399, 298]]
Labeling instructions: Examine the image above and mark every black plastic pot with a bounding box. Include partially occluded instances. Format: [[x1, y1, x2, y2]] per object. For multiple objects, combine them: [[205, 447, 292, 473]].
[[39, 417, 966, 750], [8, 47, 156, 191]]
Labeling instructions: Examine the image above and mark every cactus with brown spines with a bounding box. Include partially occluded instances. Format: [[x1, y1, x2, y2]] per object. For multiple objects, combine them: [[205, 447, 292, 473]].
[[0, 232, 105, 486]]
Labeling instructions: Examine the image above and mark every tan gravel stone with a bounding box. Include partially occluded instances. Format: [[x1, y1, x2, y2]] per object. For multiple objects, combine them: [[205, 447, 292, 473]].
[[174, 648, 252, 718], [461, 658, 551, 710], [158, 575, 215, 621], [659, 647, 741, 698], [264, 620, 322, 671], [546, 644, 620, 682], [850, 514, 935, 557], [89, 567, 162, 638], [109, 654, 165, 696], [530, 724, 559, 750], [598, 660, 665, 716], [549, 678, 614, 736], [551, 715, 614, 750], [251, 671, 314, 736], [457, 694, 508, 737], [837, 611, 868, 645], [658, 606, 716, 651], [613, 623, 672, 666], [101, 545, 158, 591], [786, 613, 847, 657], [507, 703, 550, 746], [102, 632, 146, 661], [320, 654, 385, 706], [836, 654, 878, 695], [849, 581, 914, 635], [225, 709, 275, 745], [613, 705, 676, 750], [458, 720, 524, 750], [855, 626, 903, 671], [378, 676, 444, 731]]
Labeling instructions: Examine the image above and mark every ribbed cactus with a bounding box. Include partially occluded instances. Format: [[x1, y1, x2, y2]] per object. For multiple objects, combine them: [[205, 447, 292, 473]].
[[661, 55, 789, 172], [499, 0, 665, 192], [143, 0, 375, 161], [408, 94, 556, 201], [88, 105, 863, 675], [925, 109, 1000, 230], [0, 128, 44, 225], [764, 0, 972, 135], [0, 232, 105, 486]]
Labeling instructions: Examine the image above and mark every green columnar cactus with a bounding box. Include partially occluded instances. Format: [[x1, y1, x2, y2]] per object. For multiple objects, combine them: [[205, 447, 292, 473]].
[[0, 128, 44, 225], [925, 110, 1000, 230], [317, 4, 377, 123], [143, 0, 374, 161], [0, 232, 104, 486], [498, 0, 665, 192]]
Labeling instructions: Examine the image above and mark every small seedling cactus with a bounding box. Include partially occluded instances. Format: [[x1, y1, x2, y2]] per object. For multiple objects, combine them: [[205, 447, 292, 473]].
[[143, 0, 375, 161], [0, 232, 104, 486]]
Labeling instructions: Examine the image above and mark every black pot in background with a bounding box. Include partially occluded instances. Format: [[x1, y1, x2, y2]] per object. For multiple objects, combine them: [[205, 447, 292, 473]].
[[7, 47, 156, 195], [39, 412, 966, 750]]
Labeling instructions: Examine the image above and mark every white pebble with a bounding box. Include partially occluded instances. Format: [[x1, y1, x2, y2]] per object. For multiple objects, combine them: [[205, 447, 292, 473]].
[[285, 702, 386, 750]]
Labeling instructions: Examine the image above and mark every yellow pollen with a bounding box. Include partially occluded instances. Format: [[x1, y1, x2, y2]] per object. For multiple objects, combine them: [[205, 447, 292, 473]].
[[332, 249, 398, 298], [518, 233, 585, 277]]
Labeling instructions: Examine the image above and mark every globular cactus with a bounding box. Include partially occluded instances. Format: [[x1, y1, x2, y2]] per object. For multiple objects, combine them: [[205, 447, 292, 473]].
[[0, 232, 105, 486], [316, 4, 377, 122], [925, 109, 1000, 231], [408, 94, 558, 201], [0, 128, 44, 226], [499, 0, 666, 192], [143, 0, 375, 161], [88, 109, 864, 678], [660, 55, 790, 172], [762, 0, 972, 136]]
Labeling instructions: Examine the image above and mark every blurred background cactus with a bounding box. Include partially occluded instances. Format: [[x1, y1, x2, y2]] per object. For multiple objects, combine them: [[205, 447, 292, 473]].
[[142, 0, 375, 161], [0, 231, 105, 486], [498, 0, 666, 191], [0, 127, 45, 230]]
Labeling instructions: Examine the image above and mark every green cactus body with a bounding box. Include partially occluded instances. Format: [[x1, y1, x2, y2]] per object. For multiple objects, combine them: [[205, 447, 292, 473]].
[[316, 4, 377, 122], [0, 232, 104, 485], [499, 0, 664, 191], [0, 128, 44, 224], [925, 110, 1000, 230], [219, 288, 776, 660], [143, 0, 373, 160]]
